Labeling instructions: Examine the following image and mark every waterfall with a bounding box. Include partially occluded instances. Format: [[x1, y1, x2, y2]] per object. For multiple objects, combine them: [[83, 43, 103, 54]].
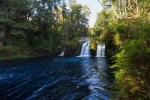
[[58, 49, 65, 56], [96, 43, 105, 57], [78, 41, 91, 57]]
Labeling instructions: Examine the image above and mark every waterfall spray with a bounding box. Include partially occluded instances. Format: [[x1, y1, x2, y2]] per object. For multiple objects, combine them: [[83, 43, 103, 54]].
[[96, 43, 105, 57], [58, 49, 65, 56], [78, 41, 91, 57]]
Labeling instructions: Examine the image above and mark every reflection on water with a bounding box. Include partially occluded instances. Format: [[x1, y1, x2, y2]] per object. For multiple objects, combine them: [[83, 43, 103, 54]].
[[0, 57, 114, 100], [79, 57, 113, 100]]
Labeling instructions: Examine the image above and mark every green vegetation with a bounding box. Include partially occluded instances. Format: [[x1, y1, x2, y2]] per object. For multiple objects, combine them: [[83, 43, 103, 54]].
[[1, 0, 150, 99], [93, 0, 150, 99], [0, 0, 90, 60]]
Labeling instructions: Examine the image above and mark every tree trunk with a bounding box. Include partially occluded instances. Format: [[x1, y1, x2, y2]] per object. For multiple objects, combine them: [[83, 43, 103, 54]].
[[97, 0, 120, 19], [0, 24, 5, 48], [110, 2, 120, 19]]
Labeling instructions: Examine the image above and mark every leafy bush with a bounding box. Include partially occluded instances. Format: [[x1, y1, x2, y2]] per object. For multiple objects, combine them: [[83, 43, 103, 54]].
[[0, 46, 28, 60], [112, 19, 150, 99]]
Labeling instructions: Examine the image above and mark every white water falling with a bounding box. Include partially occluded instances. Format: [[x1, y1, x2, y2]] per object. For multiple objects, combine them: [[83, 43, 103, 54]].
[[58, 50, 65, 56], [78, 41, 91, 57], [96, 43, 105, 57]]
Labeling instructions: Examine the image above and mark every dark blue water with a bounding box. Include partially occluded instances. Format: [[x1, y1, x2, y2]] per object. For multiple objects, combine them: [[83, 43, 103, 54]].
[[0, 57, 114, 100]]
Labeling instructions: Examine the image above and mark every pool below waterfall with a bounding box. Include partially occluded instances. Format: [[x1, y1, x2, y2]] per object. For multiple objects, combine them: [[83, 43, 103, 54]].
[[0, 57, 114, 100]]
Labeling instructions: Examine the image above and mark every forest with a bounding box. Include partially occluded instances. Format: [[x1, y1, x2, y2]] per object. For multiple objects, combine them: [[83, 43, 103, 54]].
[[0, 0, 90, 60], [0, 0, 150, 99]]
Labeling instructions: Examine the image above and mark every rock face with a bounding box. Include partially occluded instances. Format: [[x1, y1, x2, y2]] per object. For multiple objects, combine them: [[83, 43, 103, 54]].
[[90, 49, 96, 57], [59, 40, 98, 57], [62, 41, 97, 57], [64, 41, 81, 56]]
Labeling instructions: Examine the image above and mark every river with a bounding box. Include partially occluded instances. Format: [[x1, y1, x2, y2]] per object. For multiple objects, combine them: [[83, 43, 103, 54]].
[[0, 57, 114, 100]]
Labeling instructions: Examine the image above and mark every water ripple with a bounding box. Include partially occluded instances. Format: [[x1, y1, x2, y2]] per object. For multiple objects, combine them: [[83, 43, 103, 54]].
[[0, 57, 114, 99]]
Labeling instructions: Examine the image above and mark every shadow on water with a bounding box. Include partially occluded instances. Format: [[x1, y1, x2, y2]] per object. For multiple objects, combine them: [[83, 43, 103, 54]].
[[0, 57, 114, 100]]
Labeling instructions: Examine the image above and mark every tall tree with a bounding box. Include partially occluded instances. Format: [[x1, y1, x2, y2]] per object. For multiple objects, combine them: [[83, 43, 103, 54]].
[[98, 0, 140, 19], [69, 4, 90, 37], [68, 0, 76, 7], [0, 0, 32, 47]]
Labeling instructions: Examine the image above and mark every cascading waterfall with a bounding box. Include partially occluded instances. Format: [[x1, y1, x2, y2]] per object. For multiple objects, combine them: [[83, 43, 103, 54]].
[[58, 49, 65, 56], [96, 43, 105, 57], [78, 41, 91, 57]]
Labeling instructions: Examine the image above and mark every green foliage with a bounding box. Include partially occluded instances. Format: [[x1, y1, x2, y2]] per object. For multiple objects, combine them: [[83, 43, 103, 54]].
[[0, 0, 91, 60], [58, 3, 90, 50], [112, 18, 150, 99], [93, 1, 150, 99], [0, 46, 28, 60]]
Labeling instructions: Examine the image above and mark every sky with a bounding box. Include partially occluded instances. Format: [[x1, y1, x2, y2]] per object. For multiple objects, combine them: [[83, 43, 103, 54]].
[[66, 0, 103, 28], [76, 0, 103, 28]]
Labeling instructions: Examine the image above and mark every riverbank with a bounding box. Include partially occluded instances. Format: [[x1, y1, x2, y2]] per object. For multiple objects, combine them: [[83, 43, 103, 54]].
[[0, 40, 84, 61], [0, 45, 58, 61]]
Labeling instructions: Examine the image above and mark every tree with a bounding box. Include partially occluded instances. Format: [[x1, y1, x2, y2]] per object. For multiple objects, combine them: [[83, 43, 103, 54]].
[[0, 0, 32, 47], [0, 23, 5, 47], [0, 0, 65, 50], [28, 0, 64, 51], [69, 4, 90, 37], [94, 9, 114, 35], [68, 0, 76, 7], [95, 0, 150, 99], [0, 0, 12, 47], [98, 0, 140, 19]]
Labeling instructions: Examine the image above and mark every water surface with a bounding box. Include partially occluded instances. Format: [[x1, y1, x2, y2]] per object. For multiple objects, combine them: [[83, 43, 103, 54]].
[[0, 57, 113, 100]]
